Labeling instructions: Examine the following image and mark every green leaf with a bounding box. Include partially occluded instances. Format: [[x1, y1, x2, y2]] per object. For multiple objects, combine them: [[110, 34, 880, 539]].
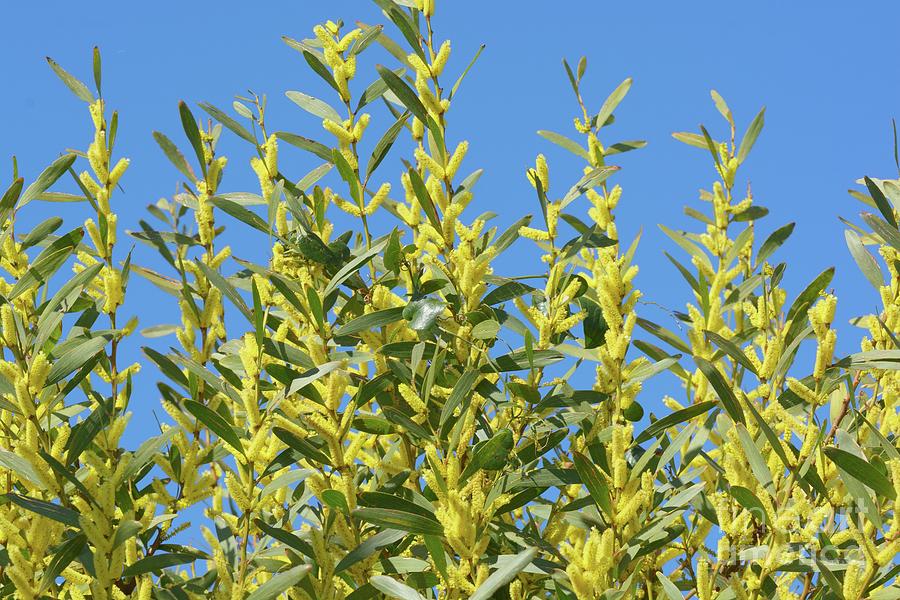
[[736, 107, 765, 164], [46, 335, 110, 387], [561, 166, 619, 208], [0, 450, 42, 487], [572, 452, 612, 518], [209, 196, 270, 234], [469, 547, 538, 600], [336, 529, 406, 573], [199, 101, 256, 143], [785, 267, 835, 343], [471, 319, 500, 340], [403, 297, 445, 331], [735, 423, 774, 496], [704, 330, 758, 375], [757, 222, 794, 264], [46, 57, 94, 103], [483, 281, 535, 306], [367, 113, 409, 178], [184, 400, 245, 456], [272, 427, 332, 466], [635, 401, 717, 444], [825, 447, 896, 500], [286, 90, 342, 123], [336, 307, 405, 337], [20, 217, 63, 250], [656, 572, 684, 600], [322, 236, 389, 297], [694, 357, 745, 424], [862, 212, 900, 252], [461, 430, 514, 480], [112, 520, 144, 550], [865, 177, 898, 228], [9, 227, 84, 300], [246, 565, 312, 600], [846, 229, 883, 288], [672, 132, 708, 149], [275, 131, 333, 162], [376, 65, 429, 125], [370, 575, 427, 600], [153, 131, 197, 182], [407, 168, 441, 229], [255, 519, 315, 559], [537, 130, 589, 161], [66, 396, 114, 465], [728, 485, 768, 525], [178, 101, 207, 178], [39, 534, 86, 594], [439, 369, 478, 431], [19, 154, 77, 207], [353, 507, 443, 536], [595, 77, 632, 130], [3, 494, 79, 527], [121, 552, 199, 577]]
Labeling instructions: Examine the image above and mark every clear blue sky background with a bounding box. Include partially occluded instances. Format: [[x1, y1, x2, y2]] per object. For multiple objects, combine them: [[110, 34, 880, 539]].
[[2, 2, 899, 458]]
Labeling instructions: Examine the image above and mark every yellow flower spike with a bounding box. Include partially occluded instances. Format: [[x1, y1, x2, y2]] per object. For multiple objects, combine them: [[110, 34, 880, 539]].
[[518, 226, 550, 242], [432, 40, 451, 76], [224, 471, 252, 514], [446, 140, 468, 180], [352, 113, 371, 141], [411, 117, 425, 141], [1, 304, 16, 345], [364, 182, 391, 216], [415, 146, 445, 179], [107, 157, 129, 188], [27, 352, 50, 395], [407, 53, 431, 78]]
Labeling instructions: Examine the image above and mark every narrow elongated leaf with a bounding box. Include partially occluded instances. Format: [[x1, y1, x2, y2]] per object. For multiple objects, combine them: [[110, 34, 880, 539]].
[[704, 330, 758, 375], [121, 552, 199, 577], [694, 357, 745, 424], [845, 229, 883, 288], [9, 227, 84, 299], [735, 423, 774, 496], [370, 575, 427, 600], [153, 131, 197, 182], [178, 101, 207, 178], [199, 101, 256, 143], [184, 401, 245, 456], [46, 57, 94, 102], [376, 65, 428, 125], [353, 507, 443, 536], [246, 565, 312, 600], [469, 547, 538, 600], [595, 78, 632, 129], [736, 107, 765, 164], [336, 307, 405, 337], [3, 494, 79, 527], [39, 534, 86, 594], [635, 401, 717, 444], [255, 519, 315, 558], [572, 452, 611, 518], [865, 176, 898, 228], [286, 90, 342, 122], [336, 529, 405, 573], [825, 447, 896, 500], [757, 222, 795, 264]]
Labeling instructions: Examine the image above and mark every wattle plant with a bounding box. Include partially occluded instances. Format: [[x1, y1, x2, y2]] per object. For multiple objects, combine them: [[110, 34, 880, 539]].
[[0, 1, 899, 599]]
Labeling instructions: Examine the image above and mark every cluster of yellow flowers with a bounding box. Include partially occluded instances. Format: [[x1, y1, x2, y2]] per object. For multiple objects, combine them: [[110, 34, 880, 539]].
[[1, 3, 900, 599]]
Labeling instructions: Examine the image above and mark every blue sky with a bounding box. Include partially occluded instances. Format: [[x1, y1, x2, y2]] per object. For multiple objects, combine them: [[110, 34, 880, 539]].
[[2, 0, 899, 452]]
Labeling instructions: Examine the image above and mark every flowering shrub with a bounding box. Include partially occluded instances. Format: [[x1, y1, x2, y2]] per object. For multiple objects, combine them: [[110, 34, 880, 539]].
[[1, 1, 899, 599]]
